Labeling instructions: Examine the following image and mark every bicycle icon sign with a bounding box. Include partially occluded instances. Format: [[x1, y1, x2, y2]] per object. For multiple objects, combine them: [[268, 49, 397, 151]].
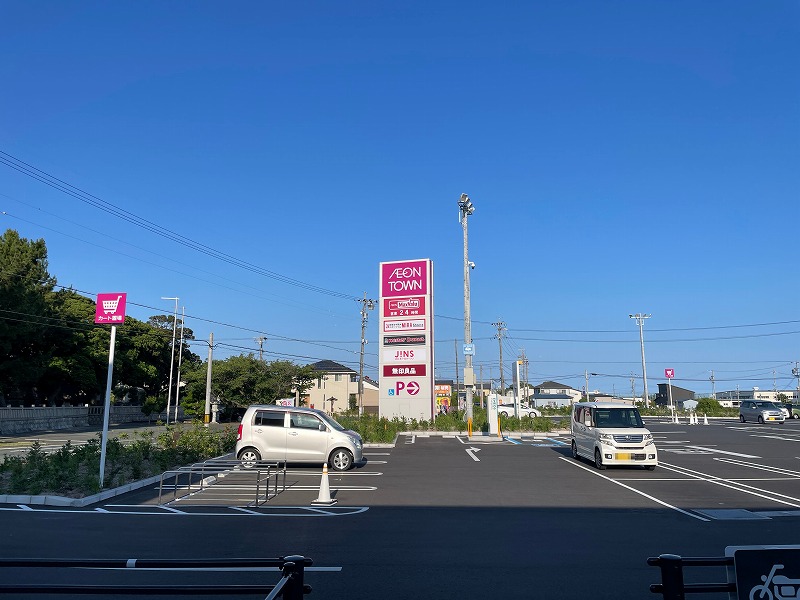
[[95, 292, 127, 324], [750, 564, 800, 600], [731, 547, 800, 600]]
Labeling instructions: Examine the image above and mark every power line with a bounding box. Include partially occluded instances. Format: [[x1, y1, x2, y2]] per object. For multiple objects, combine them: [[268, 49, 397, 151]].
[[0, 150, 360, 301]]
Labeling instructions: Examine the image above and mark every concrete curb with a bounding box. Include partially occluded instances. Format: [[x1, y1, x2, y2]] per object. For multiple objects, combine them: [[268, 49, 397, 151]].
[[0, 474, 163, 508]]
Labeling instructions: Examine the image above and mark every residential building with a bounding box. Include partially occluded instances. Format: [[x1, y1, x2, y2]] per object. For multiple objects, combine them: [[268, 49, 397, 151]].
[[529, 381, 582, 407], [302, 360, 379, 415]]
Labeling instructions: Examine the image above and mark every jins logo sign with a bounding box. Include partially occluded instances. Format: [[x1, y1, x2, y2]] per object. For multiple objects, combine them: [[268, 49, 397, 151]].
[[381, 260, 428, 298]]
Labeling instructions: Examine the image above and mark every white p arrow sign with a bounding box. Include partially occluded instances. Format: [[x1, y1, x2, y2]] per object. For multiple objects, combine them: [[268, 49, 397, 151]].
[[466, 447, 481, 462]]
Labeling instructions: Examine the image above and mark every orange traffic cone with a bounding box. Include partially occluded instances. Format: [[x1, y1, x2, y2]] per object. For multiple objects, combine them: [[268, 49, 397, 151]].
[[311, 463, 338, 506]]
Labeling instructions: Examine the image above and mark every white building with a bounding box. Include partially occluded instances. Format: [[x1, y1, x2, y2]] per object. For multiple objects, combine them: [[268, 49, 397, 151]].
[[715, 388, 798, 407]]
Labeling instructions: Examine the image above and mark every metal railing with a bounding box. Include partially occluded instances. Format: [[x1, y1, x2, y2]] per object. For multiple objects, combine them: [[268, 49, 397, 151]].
[[0, 555, 312, 598], [158, 458, 287, 506], [648, 553, 736, 599]]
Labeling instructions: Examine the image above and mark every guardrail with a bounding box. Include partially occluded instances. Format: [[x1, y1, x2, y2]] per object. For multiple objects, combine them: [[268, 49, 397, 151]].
[[648, 553, 736, 599], [158, 458, 287, 506], [0, 555, 312, 598]]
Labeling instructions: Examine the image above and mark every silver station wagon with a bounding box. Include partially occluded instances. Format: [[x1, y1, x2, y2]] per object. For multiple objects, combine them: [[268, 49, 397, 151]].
[[236, 405, 364, 471]]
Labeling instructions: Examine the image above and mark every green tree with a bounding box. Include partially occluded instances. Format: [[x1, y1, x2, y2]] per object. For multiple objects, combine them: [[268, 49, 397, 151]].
[[0, 229, 56, 403]]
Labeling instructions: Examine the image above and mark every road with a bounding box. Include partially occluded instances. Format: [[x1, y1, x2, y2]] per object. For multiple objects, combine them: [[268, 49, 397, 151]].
[[1, 419, 799, 598]]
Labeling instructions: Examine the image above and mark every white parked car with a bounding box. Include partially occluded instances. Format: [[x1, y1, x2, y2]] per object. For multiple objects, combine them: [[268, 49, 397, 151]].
[[498, 404, 541, 418]]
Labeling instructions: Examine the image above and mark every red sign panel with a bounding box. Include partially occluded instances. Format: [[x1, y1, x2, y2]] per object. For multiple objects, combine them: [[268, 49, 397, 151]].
[[95, 293, 127, 324], [384, 296, 426, 318], [665, 368, 674, 379], [381, 260, 428, 298], [383, 364, 427, 377]]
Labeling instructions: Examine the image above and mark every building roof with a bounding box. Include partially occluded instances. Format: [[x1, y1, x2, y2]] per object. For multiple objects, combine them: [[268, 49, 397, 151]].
[[308, 360, 357, 374], [536, 381, 576, 391]]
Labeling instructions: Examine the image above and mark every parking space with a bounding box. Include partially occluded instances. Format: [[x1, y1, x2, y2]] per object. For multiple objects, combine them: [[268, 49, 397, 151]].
[[5, 421, 800, 522]]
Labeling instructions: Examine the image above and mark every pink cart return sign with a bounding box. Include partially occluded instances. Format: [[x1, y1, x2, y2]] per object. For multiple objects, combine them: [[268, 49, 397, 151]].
[[95, 293, 127, 324]]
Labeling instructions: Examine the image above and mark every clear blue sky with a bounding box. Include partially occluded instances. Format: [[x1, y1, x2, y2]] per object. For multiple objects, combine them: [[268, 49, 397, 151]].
[[2, 1, 799, 398]]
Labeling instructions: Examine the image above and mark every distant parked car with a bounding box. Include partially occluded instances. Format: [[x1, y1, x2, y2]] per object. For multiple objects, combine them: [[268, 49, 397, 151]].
[[783, 403, 800, 419], [498, 404, 541, 418], [739, 400, 785, 424]]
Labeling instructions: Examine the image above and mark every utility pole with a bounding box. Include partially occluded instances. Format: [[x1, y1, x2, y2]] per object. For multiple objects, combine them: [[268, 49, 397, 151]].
[[629, 313, 651, 407], [710, 370, 716, 399], [793, 362, 800, 402], [161, 296, 179, 425], [521, 349, 529, 405], [458, 193, 476, 426], [493, 321, 506, 394], [584, 370, 590, 402], [630, 373, 636, 402], [358, 292, 375, 416], [173, 306, 185, 424], [255, 336, 265, 361], [204, 333, 214, 425], [454, 339, 460, 408], [479, 364, 484, 408]]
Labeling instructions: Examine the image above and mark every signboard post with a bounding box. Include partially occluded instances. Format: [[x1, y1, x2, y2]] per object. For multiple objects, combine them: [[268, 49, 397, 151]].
[[94, 293, 127, 487], [378, 259, 435, 420], [665, 368, 675, 419]]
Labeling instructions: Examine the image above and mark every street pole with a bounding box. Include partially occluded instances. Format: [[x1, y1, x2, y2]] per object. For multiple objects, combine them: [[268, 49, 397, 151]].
[[493, 321, 506, 394], [458, 193, 475, 428], [173, 306, 185, 424], [99, 325, 117, 487], [204, 333, 213, 425], [629, 313, 651, 408], [162, 297, 179, 425], [358, 292, 374, 416]]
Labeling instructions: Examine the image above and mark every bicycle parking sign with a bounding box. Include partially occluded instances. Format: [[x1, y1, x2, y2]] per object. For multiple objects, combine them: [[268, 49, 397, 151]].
[[727, 546, 800, 600]]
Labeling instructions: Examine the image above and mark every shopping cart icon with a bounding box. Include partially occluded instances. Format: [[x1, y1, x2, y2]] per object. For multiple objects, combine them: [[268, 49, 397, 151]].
[[95, 293, 127, 324], [102, 295, 123, 314]]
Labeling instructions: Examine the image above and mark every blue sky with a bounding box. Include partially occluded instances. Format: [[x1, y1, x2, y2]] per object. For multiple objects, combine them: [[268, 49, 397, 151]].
[[2, 1, 799, 398]]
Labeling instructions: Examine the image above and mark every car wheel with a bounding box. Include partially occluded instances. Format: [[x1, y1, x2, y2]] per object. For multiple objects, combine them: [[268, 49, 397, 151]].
[[571, 440, 579, 460], [594, 448, 606, 470], [758, 416, 764, 424], [645, 465, 656, 471], [793, 414, 799, 420], [238, 448, 261, 469], [739, 415, 745, 423], [329, 449, 353, 471]]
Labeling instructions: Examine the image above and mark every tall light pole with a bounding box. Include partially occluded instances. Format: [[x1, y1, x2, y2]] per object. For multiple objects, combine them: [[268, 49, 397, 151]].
[[629, 313, 651, 408], [458, 193, 475, 426], [358, 292, 375, 416], [162, 296, 179, 425]]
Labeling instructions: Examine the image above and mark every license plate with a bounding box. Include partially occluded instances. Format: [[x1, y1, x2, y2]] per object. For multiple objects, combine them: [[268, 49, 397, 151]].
[[768, 417, 777, 421], [616, 453, 631, 460]]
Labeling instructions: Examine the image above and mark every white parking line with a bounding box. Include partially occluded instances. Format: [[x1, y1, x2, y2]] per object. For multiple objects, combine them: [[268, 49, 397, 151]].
[[559, 457, 709, 521], [658, 461, 800, 508]]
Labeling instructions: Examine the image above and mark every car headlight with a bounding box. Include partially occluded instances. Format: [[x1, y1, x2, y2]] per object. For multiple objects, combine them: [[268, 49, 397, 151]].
[[599, 433, 615, 445], [644, 433, 654, 446]]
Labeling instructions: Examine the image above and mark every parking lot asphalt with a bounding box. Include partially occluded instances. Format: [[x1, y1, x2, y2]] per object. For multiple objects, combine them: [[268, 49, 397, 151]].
[[1, 419, 800, 599]]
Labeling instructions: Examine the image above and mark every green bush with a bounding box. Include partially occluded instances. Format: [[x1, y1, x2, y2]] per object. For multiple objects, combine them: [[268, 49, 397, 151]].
[[0, 422, 237, 497]]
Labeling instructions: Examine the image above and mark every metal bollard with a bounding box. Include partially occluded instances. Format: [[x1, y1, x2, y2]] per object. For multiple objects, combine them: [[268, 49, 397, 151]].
[[652, 554, 685, 600], [281, 555, 309, 600]]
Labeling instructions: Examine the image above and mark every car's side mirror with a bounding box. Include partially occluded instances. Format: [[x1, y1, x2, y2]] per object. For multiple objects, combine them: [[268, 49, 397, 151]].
[[584, 417, 592, 427], [319, 423, 327, 432]]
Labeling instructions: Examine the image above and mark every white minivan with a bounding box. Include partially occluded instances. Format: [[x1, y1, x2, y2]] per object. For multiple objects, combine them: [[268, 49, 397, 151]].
[[570, 402, 657, 471], [235, 405, 364, 471]]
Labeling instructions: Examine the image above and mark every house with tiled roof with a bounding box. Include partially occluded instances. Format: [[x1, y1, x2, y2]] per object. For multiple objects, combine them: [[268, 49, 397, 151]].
[[302, 360, 379, 415]]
